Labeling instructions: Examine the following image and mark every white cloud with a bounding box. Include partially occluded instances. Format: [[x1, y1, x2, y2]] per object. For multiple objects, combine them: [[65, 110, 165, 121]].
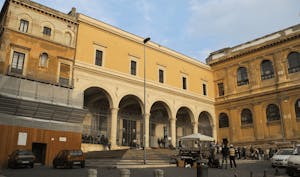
[[187, 0, 300, 47], [135, 0, 153, 22]]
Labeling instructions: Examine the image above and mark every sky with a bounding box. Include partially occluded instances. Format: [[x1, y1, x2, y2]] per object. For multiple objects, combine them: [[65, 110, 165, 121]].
[[1, 0, 299, 63]]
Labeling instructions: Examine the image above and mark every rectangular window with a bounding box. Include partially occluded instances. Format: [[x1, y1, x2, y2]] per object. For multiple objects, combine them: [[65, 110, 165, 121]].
[[203, 83, 207, 96], [43, 26, 51, 36], [59, 63, 70, 86], [159, 69, 164, 83], [11, 51, 25, 74], [218, 83, 225, 96], [130, 60, 137, 75], [95, 50, 103, 66], [182, 77, 187, 90], [19, 19, 29, 33]]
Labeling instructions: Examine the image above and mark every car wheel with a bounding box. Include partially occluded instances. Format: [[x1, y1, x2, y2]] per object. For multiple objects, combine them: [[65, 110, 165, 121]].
[[271, 165, 275, 168], [30, 163, 34, 168], [63, 162, 68, 169], [81, 162, 85, 168], [69, 163, 73, 169]]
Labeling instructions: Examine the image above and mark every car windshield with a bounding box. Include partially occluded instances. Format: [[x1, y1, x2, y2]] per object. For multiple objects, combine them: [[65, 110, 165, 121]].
[[17, 150, 33, 155], [276, 149, 293, 155], [70, 150, 83, 156]]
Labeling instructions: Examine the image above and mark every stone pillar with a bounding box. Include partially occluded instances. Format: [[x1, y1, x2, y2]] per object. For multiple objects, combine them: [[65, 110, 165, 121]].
[[170, 118, 176, 147], [144, 113, 150, 148], [193, 121, 198, 134], [88, 169, 97, 177], [110, 108, 119, 148], [120, 169, 130, 177], [153, 169, 164, 177]]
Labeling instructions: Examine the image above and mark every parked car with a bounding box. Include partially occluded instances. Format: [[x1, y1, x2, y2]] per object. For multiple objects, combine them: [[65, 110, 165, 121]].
[[270, 148, 294, 167], [286, 145, 300, 177], [8, 149, 35, 168], [53, 150, 85, 169]]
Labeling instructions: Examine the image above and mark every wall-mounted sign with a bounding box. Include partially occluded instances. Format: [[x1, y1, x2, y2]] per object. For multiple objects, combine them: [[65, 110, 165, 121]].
[[59, 137, 67, 142], [17, 132, 27, 146]]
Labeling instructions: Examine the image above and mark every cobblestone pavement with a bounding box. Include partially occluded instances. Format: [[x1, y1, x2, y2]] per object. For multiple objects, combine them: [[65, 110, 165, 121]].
[[2, 160, 289, 177]]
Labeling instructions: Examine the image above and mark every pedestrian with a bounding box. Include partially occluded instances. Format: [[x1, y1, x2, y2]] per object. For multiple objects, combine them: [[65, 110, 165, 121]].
[[157, 138, 161, 148], [229, 144, 237, 169], [221, 144, 229, 169]]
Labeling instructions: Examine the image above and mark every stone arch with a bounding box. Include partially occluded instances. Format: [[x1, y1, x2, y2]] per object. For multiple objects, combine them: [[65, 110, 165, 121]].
[[82, 86, 113, 144], [149, 101, 172, 148], [198, 111, 213, 137], [117, 94, 144, 147], [176, 106, 194, 139]]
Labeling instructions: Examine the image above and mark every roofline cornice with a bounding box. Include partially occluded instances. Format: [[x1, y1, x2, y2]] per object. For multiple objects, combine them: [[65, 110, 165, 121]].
[[9, 0, 78, 25], [207, 24, 300, 66]]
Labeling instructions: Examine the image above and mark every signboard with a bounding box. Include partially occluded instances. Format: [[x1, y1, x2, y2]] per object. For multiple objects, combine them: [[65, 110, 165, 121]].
[[59, 137, 67, 142], [17, 132, 27, 146]]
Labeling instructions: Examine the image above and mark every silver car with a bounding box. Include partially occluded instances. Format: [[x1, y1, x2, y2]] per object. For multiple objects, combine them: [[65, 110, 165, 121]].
[[271, 148, 294, 168]]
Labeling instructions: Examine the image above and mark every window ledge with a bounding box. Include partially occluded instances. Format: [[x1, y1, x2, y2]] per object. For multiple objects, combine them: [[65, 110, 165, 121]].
[[241, 124, 253, 128], [267, 120, 281, 125]]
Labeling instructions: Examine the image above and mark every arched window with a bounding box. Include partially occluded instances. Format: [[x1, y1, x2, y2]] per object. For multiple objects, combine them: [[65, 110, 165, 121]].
[[39, 52, 48, 67], [266, 104, 280, 122], [261, 60, 274, 80], [295, 99, 300, 119], [241, 109, 253, 125], [288, 52, 300, 73], [219, 113, 229, 128], [237, 67, 249, 86]]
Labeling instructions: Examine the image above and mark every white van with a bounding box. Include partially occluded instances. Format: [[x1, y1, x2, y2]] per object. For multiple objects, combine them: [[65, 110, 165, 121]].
[[286, 145, 300, 177]]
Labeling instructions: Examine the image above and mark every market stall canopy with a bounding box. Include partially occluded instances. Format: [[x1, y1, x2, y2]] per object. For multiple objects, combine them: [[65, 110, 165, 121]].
[[179, 133, 214, 142]]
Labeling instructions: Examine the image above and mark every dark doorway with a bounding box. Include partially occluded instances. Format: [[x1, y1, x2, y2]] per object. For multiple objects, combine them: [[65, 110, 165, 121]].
[[122, 119, 137, 146], [32, 143, 47, 164]]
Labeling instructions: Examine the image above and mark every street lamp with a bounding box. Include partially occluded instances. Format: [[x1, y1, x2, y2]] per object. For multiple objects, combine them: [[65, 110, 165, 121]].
[[143, 37, 150, 165]]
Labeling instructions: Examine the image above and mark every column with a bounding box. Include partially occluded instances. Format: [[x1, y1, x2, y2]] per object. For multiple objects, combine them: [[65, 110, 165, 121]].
[[110, 108, 119, 148], [144, 113, 150, 148], [170, 118, 176, 147], [193, 121, 198, 134]]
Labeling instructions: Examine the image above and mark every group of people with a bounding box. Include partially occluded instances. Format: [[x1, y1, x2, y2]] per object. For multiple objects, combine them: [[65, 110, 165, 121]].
[[208, 143, 237, 169], [157, 137, 167, 148], [82, 134, 111, 150], [208, 143, 279, 169]]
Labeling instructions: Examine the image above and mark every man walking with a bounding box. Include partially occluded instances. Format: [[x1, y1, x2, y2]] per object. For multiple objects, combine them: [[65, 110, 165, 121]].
[[221, 144, 229, 169], [229, 144, 237, 169]]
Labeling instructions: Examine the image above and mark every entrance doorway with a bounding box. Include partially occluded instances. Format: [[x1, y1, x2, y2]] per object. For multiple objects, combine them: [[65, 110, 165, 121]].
[[122, 119, 137, 146], [32, 143, 47, 164]]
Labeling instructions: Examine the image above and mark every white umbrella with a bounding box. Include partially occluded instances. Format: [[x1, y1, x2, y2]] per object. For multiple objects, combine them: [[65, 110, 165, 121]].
[[179, 133, 214, 142]]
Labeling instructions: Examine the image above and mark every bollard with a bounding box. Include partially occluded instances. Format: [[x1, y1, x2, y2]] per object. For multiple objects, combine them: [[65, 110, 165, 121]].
[[120, 168, 131, 177], [263, 170, 267, 177], [274, 167, 280, 176], [88, 169, 97, 177], [197, 161, 208, 177], [153, 169, 164, 177], [250, 171, 253, 177]]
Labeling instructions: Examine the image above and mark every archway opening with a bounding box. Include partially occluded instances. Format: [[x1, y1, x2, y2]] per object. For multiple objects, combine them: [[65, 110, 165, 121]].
[[198, 111, 213, 137], [176, 107, 193, 140], [117, 95, 143, 147], [83, 87, 111, 144], [149, 101, 171, 148]]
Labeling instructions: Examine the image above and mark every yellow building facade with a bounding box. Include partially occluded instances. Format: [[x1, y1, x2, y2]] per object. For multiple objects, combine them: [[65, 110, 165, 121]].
[[0, 0, 86, 167], [207, 24, 300, 147], [1, 0, 300, 168], [74, 14, 216, 150]]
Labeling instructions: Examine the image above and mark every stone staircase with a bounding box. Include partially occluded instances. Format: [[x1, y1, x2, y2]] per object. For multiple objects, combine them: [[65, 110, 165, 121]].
[[85, 148, 178, 168]]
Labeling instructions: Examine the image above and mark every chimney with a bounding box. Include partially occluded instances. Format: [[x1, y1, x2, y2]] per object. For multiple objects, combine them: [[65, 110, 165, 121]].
[[68, 7, 76, 17]]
